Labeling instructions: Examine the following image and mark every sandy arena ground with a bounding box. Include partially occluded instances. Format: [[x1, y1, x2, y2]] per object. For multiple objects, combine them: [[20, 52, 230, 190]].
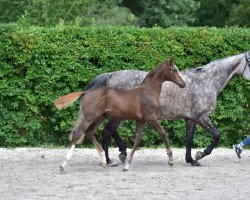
[[0, 147, 249, 200]]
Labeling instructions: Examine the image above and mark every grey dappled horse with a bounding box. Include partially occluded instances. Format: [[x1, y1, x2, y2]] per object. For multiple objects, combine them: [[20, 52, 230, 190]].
[[85, 52, 250, 166]]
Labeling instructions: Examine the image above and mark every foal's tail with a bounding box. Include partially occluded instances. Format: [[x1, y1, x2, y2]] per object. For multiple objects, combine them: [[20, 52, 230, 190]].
[[54, 92, 85, 110]]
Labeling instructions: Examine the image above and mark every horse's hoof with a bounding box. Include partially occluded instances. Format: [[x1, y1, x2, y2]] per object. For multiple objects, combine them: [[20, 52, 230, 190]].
[[101, 163, 107, 168], [119, 153, 127, 164], [168, 161, 174, 167], [59, 165, 64, 172], [109, 161, 119, 167], [123, 163, 129, 172], [195, 151, 203, 161], [191, 160, 201, 167], [122, 168, 129, 172]]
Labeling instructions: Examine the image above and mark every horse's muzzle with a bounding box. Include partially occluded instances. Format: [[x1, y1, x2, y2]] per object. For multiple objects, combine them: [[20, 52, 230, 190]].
[[178, 81, 186, 88]]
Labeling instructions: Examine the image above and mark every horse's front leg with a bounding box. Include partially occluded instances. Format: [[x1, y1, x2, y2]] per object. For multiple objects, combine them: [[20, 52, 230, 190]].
[[185, 119, 200, 166], [149, 119, 173, 166], [195, 117, 221, 161], [123, 122, 144, 172], [101, 119, 125, 166]]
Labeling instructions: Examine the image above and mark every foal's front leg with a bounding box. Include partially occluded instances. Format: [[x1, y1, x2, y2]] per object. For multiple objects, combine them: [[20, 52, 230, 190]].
[[123, 122, 144, 172], [149, 119, 174, 166]]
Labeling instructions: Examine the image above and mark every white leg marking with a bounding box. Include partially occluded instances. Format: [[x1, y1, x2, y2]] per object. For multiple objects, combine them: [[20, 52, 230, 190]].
[[60, 145, 76, 171], [123, 163, 129, 171], [97, 151, 106, 167], [66, 145, 75, 160], [76, 133, 85, 144], [123, 158, 130, 171]]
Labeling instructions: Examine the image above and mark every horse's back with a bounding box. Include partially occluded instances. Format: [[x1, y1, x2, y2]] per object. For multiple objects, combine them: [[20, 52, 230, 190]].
[[108, 70, 147, 90]]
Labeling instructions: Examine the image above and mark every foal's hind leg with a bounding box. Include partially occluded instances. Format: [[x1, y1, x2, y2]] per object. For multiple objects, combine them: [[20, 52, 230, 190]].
[[59, 114, 95, 172], [149, 119, 174, 166], [59, 115, 92, 172], [85, 117, 107, 167], [123, 122, 144, 172]]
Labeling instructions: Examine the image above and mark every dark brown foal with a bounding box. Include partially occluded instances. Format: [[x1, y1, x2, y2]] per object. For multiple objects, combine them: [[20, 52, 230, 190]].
[[55, 58, 186, 172]]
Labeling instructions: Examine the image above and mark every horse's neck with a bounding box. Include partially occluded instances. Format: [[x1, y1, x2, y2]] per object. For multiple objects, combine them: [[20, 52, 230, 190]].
[[141, 76, 163, 97], [201, 55, 242, 94]]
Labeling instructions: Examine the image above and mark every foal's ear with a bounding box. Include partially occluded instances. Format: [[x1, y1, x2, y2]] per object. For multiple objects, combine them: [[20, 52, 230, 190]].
[[169, 57, 174, 64]]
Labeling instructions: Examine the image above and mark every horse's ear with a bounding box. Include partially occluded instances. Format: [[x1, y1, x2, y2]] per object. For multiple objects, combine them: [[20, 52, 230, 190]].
[[169, 57, 174, 64]]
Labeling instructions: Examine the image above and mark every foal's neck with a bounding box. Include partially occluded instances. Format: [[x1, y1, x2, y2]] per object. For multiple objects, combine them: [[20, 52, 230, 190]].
[[141, 74, 165, 97]]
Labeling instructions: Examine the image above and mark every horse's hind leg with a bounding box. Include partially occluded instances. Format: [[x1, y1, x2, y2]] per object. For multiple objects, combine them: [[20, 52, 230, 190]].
[[85, 116, 107, 167], [102, 119, 126, 165], [123, 122, 144, 172], [149, 119, 173, 166], [60, 130, 87, 172], [60, 143, 76, 172], [69, 113, 86, 144], [59, 115, 91, 172], [112, 123, 127, 164]]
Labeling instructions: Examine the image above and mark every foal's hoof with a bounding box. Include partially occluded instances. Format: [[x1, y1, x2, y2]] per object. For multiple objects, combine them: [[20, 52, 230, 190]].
[[119, 153, 127, 164], [122, 164, 129, 172], [101, 163, 108, 168], [195, 151, 203, 161], [122, 168, 129, 172], [59, 165, 64, 173], [98, 162, 108, 167], [168, 161, 174, 167]]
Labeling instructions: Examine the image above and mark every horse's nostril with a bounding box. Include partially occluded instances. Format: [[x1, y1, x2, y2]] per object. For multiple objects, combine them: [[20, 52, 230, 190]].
[[180, 82, 186, 88]]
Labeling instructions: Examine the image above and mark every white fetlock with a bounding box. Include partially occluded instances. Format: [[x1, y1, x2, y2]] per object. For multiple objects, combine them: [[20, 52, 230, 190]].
[[102, 163, 107, 168], [123, 164, 129, 172], [168, 160, 174, 166]]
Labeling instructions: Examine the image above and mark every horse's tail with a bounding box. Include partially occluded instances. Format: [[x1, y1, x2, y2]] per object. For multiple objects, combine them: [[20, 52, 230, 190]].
[[54, 91, 85, 110], [85, 72, 112, 90]]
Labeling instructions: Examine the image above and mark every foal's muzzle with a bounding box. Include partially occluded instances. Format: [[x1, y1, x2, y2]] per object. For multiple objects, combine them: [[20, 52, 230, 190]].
[[178, 81, 186, 88], [176, 77, 186, 88]]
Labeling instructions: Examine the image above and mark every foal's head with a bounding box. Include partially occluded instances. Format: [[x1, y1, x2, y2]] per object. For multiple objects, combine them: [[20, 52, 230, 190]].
[[159, 58, 186, 88]]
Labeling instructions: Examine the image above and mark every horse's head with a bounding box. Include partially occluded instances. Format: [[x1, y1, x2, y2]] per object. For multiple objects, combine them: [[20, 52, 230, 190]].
[[162, 58, 186, 88], [241, 51, 250, 81]]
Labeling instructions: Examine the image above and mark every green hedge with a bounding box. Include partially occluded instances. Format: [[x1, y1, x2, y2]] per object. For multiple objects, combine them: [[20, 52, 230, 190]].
[[0, 24, 249, 147]]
